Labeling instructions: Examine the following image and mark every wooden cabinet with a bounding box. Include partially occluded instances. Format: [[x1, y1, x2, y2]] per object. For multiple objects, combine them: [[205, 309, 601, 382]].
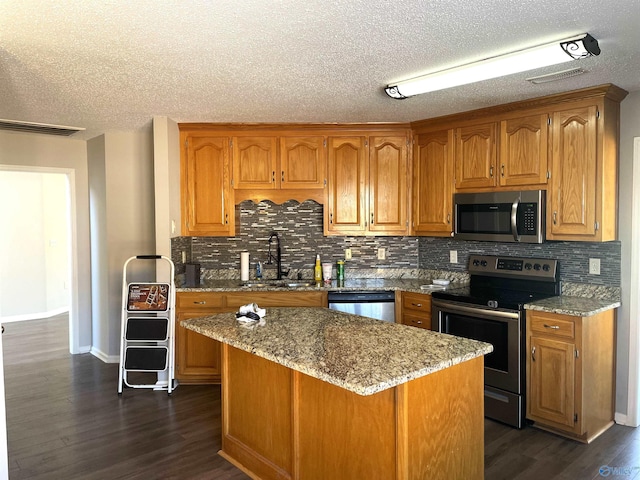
[[175, 292, 228, 383], [175, 290, 328, 384], [233, 136, 326, 191], [546, 98, 622, 241], [499, 113, 549, 187], [411, 130, 454, 236], [455, 116, 548, 190], [232, 136, 279, 190], [401, 292, 431, 329], [180, 133, 234, 236], [526, 309, 616, 443], [454, 122, 497, 189], [325, 134, 409, 236]]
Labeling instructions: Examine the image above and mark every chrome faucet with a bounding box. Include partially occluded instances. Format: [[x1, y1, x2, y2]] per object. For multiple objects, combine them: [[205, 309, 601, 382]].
[[266, 232, 289, 280]]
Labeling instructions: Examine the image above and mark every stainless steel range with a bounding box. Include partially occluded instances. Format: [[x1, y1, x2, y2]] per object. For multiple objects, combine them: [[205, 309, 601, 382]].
[[431, 255, 560, 428]]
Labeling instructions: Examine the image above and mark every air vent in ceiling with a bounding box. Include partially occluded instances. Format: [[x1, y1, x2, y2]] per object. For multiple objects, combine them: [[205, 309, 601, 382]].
[[0, 119, 85, 136], [526, 67, 586, 85]]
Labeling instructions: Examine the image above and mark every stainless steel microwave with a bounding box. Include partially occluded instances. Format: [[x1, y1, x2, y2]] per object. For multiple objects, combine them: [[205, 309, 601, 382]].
[[454, 190, 545, 243]]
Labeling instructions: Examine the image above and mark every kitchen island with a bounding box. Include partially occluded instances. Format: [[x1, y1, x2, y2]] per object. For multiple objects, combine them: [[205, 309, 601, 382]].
[[182, 307, 492, 480]]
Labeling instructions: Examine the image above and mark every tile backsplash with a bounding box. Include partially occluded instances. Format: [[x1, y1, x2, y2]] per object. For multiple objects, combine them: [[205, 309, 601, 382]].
[[171, 200, 620, 287]]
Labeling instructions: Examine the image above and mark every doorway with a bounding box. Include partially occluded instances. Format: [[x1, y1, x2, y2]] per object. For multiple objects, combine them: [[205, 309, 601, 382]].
[[0, 170, 73, 347]]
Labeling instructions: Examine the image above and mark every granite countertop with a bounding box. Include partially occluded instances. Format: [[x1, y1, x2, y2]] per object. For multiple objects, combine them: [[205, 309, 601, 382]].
[[524, 295, 621, 317], [175, 277, 458, 294], [181, 306, 493, 396]]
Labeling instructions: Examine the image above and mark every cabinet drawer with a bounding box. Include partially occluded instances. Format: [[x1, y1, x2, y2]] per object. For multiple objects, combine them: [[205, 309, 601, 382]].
[[176, 292, 224, 310], [402, 292, 431, 314], [402, 312, 431, 330], [529, 313, 575, 339]]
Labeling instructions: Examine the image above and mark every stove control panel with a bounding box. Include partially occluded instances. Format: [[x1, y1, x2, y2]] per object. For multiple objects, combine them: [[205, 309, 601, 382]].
[[468, 255, 558, 280]]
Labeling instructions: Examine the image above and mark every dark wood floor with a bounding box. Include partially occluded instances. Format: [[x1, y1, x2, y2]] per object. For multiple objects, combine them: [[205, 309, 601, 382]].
[[3, 316, 639, 479]]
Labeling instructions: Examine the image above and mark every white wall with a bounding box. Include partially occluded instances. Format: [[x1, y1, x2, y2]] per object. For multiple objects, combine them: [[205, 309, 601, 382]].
[[88, 130, 156, 361], [0, 131, 91, 353], [153, 116, 181, 281], [618, 90, 640, 424], [0, 172, 69, 318]]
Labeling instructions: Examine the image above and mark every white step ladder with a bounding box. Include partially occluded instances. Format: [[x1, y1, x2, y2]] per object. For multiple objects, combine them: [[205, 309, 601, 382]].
[[117, 255, 176, 394]]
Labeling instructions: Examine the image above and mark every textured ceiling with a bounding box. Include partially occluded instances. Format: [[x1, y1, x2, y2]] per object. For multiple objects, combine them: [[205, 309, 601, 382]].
[[1, 0, 639, 140]]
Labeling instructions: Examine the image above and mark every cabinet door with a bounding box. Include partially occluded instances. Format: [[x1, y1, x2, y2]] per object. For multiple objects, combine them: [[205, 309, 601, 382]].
[[279, 136, 326, 189], [326, 137, 367, 234], [182, 135, 234, 236], [528, 335, 575, 429], [455, 122, 497, 189], [412, 130, 454, 235], [499, 114, 549, 186], [369, 136, 408, 234], [233, 136, 278, 189], [176, 312, 222, 383], [548, 106, 598, 238]]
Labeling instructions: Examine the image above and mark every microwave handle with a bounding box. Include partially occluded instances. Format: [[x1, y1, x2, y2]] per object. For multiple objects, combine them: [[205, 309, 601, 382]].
[[511, 199, 521, 242]]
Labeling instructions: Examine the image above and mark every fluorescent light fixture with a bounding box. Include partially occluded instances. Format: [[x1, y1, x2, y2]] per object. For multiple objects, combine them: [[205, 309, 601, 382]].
[[385, 33, 600, 99]]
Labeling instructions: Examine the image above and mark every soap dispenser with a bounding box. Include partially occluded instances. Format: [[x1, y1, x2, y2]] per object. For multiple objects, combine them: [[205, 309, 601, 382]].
[[314, 254, 322, 283]]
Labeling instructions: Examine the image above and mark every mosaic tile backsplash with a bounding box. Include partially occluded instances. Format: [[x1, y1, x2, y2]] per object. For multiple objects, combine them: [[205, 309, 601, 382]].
[[171, 200, 621, 288]]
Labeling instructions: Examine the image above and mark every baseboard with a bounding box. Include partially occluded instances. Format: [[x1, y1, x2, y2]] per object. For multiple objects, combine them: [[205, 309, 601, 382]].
[[90, 347, 120, 364], [77, 345, 92, 354], [0, 307, 70, 323], [614, 412, 639, 427]]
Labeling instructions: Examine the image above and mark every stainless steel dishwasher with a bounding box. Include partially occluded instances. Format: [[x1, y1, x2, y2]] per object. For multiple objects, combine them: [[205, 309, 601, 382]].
[[327, 291, 396, 322]]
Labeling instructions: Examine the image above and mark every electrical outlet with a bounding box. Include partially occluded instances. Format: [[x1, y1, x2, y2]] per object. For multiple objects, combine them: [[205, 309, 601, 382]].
[[345, 248, 352, 260], [377, 248, 386, 260], [181, 251, 187, 263], [589, 258, 601, 275], [450, 250, 458, 263]]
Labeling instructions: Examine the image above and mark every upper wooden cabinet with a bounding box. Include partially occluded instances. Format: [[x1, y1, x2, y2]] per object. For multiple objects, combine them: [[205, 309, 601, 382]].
[[279, 136, 327, 189], [232, 136, 278, 190], [454, 122, 497, 190], [233, 135, 326, 191], [499, 113, 549, 187], [547, 104, 603, 240], [180, 133, 235, 236], [325, 134, 409, 236], [412, 130, 454, 236]]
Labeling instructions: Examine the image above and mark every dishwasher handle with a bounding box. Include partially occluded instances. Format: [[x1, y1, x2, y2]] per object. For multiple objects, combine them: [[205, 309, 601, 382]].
[[327, 291, 395, 303]]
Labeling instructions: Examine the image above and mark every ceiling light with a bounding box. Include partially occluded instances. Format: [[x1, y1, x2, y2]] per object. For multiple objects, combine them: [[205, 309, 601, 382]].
[[385, 33, 600, 99]]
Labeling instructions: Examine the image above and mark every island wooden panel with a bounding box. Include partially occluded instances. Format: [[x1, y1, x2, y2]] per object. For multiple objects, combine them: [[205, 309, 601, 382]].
[[218, 344, 484, 480]]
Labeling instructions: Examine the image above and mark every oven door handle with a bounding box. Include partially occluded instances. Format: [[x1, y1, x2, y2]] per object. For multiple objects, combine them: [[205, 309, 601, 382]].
[[511, 198, 520, 242], [432, 299, 520, 320]]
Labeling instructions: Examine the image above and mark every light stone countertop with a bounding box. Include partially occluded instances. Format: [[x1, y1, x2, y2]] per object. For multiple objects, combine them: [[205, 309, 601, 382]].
[[175, 277, 458, 294], [176, 278, 620, 316], [524, 295, 620, 317], [181, 306, 493, 396]]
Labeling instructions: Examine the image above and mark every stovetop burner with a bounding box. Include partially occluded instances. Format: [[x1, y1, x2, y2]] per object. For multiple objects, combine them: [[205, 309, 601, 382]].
[[431, 254, 560, 311]]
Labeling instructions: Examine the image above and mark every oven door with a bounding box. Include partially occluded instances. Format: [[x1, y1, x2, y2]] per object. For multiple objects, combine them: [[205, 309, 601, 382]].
[[431, 299, 522, 394]]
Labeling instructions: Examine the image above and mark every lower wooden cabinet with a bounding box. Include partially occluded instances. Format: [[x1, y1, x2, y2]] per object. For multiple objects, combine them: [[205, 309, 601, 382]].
[[526, 309, 616, 443], [175, 290, 328, 384], [401, 291, 432, 330]]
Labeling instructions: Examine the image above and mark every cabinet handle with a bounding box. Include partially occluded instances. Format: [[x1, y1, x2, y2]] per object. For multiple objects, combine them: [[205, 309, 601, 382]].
[[413, 320, 422, 325], [553, 211, 557, 225], [501, 164, 505, 177], [411, 303, 422, 307], [194, 301, 206, 305], [447, 213, 451, 224], [371, 212, 374, 224], [330, 212, 333, 224], [281, 171, 285, 182], [225, 213, 228, 224], [543, 324, 560, 330], [489, 166, 494, 177], [272, 171, 275, 183], [531, 346, 536, 361]]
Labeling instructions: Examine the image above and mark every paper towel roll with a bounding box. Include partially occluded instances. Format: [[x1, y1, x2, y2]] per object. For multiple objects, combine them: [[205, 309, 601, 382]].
[[240, 252, 250, 281]]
